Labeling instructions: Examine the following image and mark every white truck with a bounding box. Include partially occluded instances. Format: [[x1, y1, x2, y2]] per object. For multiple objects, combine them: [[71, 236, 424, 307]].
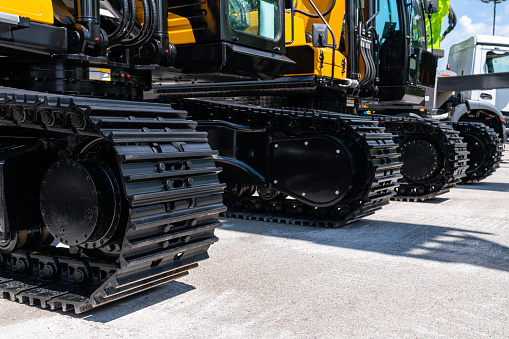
[[437, 35, 509, 141]]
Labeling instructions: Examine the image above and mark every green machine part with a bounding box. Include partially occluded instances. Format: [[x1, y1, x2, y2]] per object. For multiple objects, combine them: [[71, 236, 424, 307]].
[[426, 0, 450, 50]]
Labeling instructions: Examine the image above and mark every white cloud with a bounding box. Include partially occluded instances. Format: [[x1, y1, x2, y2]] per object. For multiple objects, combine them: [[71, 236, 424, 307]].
[[457, 15, 490, 35]]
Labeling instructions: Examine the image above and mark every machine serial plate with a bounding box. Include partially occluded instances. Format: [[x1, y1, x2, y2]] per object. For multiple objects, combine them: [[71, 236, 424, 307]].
[[89, 68, 111, 81]]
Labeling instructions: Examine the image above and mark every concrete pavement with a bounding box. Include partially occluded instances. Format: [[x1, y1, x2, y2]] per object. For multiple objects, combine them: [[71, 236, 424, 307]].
[[1, 153, 508, 338]]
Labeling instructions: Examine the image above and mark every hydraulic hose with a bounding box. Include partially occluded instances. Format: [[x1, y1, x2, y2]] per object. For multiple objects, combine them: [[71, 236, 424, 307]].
[[108, 0, 136, 42], [122, 0, 138, 42], [441, 6, 456, 41], [112, 0, 157, 49], [107, 0, 128, 41]]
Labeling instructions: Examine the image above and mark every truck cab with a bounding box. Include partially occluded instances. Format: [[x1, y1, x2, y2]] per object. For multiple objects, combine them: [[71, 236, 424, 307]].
[[447, 35, 509, 139]]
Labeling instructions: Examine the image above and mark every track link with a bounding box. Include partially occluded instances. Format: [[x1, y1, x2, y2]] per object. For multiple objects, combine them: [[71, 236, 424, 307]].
[[182, 99, 403, 227], [377, 116, 469, 202], [451, 122, 504, 183], [0, 87, 225, 313]]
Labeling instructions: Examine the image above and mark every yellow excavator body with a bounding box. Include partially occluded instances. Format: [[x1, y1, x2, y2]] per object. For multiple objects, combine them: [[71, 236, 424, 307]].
[[0, 0, 54, 25]]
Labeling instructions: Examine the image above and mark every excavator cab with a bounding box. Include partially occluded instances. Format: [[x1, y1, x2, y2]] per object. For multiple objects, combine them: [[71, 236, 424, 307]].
[[0, 0, 437, 101], [376, 0, 437, 102], [167, 0, 295, 79], [281, 0, 437, 104]]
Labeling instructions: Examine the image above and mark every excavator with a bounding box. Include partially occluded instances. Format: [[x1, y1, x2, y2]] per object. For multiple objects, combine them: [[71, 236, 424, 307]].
[[360, 0, 503, 185], [0, 0, 488, 312], [151, 0, 470, 205]]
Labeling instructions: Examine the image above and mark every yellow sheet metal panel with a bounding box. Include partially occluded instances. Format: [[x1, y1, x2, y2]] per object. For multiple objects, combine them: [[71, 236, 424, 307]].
[[0, 0, 54, 25], [284, 0, 347, 80], [168, 13, 196, 45], [137, 4, 196, 45], [286, 48, 346, 79], [313, 48, 347, 79], [285, 13, 307, 46]]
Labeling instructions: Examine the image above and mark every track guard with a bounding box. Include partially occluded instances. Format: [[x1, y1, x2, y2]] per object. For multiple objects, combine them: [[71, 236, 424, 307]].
[[183, 99, 403, 227], [270, 135, 352, 206]]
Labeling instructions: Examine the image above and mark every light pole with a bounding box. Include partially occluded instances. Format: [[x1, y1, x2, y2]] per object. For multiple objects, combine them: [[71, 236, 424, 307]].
[[481, 0, 507, 35]]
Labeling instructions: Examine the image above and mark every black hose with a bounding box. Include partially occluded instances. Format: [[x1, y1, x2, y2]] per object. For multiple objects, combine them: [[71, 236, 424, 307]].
[[113, 0, 138, 42], [441, 6, 456, 41], [115, 0, 157, 48], [359, 44, 368, 86], [120, 0, 151, 46], [368, 40, 376, 83], [360, 39, 375, 87], [369, 26, 380, 81], [141, 0, 158, 45], [108, 0, 129, 41], [127, 0, 154, 46], [121, 0, 138, 42], [134, 0, 157, 46]]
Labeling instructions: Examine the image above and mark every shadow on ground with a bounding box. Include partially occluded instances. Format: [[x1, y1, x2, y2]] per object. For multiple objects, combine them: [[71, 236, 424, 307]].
[[72, 281, 194, 323], [221, 218, 509, 273], [418, 197, 449, 204], [456, 182, 509, 192]]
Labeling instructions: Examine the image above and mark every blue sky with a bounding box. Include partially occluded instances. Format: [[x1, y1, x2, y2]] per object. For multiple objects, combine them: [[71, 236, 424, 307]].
[[438, 0, 509, 69]]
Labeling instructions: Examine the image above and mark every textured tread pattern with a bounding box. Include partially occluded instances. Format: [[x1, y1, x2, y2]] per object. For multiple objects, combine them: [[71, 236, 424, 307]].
[[451, 122, 504, 184], [183, 99, 402, 227], [0, 86, 226, 313], [377, 116, 469, 202]]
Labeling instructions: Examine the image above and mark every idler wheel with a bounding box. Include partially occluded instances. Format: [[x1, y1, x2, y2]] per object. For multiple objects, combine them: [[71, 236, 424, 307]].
[[0, 227, 52, 254], [400, 140, 440, 183], [462, 134, 487, 173], [40, 157, 121, 248]]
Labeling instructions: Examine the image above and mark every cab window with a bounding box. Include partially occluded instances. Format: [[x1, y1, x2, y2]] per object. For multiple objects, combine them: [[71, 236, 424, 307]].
[[229, 0, 278, 39], [485, 51, 509, 73], [376, 0, 400, 45]]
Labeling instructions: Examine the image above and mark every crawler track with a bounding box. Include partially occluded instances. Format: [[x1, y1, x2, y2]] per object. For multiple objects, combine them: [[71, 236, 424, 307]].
[[182, 100, 402, 227], [378, 117, 469, 202], [451, 122, 503, 183], [0, 87, 225, 313]]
